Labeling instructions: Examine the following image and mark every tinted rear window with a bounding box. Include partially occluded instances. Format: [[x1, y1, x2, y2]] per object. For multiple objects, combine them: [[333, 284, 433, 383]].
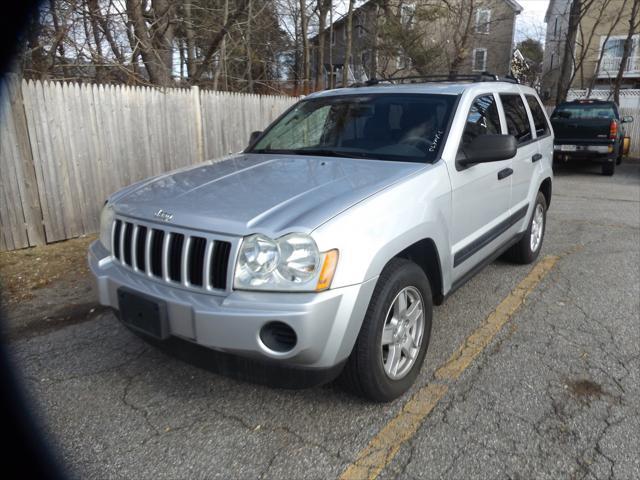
[[525, 95, 550, 137], [552, 103, 617, 120], [500, 93, 533, 145]]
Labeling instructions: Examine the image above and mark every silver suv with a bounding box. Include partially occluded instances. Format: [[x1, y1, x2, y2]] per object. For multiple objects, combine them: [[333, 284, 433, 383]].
[[89, 79, 553, 401]]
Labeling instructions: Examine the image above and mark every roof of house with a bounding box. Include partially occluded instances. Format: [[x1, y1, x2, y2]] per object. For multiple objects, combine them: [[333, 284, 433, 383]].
[[504, 0, 524, 13]]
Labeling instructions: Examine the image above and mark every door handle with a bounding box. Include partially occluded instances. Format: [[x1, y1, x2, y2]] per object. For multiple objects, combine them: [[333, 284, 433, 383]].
[[532, 153, 542, 162], [497, 168, 513, 180]]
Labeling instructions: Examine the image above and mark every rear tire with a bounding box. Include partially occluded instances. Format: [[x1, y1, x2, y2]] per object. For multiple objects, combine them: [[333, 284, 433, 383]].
[[616, 144, 623, 165], [503, 191, 547, 265], [340, 258, 433, 402], [602, 162, 615, 176]]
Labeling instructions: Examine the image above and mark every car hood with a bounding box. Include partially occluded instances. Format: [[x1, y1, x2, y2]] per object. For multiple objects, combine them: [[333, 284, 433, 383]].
[[111, 153, 425, 237]]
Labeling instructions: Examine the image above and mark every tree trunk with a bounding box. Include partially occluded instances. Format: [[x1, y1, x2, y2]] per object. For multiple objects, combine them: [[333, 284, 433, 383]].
[[193, 0, 248, 85], [86, 0, 106, 83], [556, 0, 582, 104], [49, 0, 71, 79], [613, 0, 640, 104], [25, 10, 49, 79], [342, 0, 355, 87], [315, 0, 331, 90], [246, 0, 254, 92], [299, 0, 310, 93], [213, 0, 229, 90], [125, 0, 175, 86], [449, 0, 476, 76], [184, 0, 196, 78]]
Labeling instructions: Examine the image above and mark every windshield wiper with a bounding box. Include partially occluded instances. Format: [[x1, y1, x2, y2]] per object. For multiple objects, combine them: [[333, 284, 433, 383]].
[[297, 148, 378, 159], [251, 147, 377, 160]]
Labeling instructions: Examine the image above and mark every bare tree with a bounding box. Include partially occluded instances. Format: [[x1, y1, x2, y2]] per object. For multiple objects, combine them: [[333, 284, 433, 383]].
[[555, 0, 604, 104], [586, 0, 629, 94], [315, 0, 331, 89], [125, 0, 178, 86], [613, 0, 640, 103], [342, 0, 355, 87], [18, 0, 288, 92], [300, 0, 311, 92]]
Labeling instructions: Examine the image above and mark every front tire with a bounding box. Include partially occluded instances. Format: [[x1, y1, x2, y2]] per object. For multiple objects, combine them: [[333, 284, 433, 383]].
[[340, 258, 433, 402], [504, 191, 547, 265]]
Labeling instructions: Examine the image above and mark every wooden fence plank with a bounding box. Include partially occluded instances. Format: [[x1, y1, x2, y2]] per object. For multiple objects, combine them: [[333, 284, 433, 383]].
[[6, 76, 45, 246]]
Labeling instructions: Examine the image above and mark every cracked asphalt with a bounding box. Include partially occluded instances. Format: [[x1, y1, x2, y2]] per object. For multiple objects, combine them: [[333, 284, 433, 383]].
[[5, 161, 640, 479]]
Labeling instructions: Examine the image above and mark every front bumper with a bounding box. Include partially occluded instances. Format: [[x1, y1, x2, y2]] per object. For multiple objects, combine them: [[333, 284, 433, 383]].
[[89, 241, 377, 369]]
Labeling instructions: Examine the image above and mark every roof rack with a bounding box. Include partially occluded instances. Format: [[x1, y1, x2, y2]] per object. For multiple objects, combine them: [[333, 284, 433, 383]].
[[351, 72, 519, 87]]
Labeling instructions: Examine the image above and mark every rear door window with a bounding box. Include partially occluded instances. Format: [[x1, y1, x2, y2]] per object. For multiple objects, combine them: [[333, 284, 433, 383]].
[[525, 95, 550, 137], [500, 93, 533, 145]]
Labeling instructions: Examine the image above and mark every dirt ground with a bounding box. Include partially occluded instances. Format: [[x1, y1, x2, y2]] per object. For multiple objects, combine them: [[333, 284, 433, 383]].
[[0, 235, 107, 340]]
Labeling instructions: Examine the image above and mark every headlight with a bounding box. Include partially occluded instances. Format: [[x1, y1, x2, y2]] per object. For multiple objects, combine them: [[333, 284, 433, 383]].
[[234, 233, 338, 291], [99, 204, 115, 252]]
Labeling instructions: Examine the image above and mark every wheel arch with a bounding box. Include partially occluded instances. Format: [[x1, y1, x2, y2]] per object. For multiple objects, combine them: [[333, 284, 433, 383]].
[[393, 238, 444, 305], [539, 177, 552, 209]]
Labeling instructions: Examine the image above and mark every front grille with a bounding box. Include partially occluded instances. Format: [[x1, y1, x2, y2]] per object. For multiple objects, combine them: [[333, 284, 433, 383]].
[[112, 218, 233, 292]]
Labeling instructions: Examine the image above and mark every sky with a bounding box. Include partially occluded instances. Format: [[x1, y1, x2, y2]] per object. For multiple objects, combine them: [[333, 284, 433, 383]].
[[516, 0, 551, 43]]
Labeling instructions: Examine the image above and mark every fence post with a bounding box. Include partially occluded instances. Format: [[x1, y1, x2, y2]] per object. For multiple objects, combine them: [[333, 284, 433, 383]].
[[6, 74, 46, 246], [191, 86, 204, 162]]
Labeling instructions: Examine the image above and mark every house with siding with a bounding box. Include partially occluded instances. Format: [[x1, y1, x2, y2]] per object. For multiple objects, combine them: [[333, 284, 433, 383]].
[[541, 0, 639, 103], [311, 0, 523, 87]]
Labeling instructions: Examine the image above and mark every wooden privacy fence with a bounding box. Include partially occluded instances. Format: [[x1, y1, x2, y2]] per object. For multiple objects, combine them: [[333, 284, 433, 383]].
[[0, 76, 297, 251]]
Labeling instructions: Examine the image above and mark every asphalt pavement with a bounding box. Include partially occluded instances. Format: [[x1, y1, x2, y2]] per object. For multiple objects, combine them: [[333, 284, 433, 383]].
[[7, 161, 640, 480]]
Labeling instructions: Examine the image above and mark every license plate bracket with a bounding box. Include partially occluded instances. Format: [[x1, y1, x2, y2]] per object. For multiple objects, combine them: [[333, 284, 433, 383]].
[[118, 288, 169, 340]]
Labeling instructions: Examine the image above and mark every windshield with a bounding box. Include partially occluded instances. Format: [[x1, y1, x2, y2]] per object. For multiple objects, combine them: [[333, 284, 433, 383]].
[[552, 103, 617, 120], [249, 94, 457, 163]]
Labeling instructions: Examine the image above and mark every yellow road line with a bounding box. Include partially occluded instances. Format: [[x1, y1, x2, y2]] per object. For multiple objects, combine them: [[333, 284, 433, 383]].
[[339, 384, 449, 480], [339, 255, 560, 480], [435, 255, 560, 381]]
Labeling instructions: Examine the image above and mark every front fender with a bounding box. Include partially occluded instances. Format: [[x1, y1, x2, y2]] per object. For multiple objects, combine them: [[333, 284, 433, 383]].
[[312, 162, 453, 292]]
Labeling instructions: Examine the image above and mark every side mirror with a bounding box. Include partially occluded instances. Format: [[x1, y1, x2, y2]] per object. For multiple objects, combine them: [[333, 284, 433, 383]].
[[622, 116, 634, 124], [248, 130, 262, 148], [457, 134, 517, 167]]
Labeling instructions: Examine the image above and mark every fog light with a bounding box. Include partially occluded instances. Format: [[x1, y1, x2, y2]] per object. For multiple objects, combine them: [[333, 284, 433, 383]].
[[259, 322, 297, 353]]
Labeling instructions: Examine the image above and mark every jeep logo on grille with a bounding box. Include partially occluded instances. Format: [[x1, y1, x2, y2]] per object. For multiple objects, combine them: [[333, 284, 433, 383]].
[[154, 209, 174, 222]]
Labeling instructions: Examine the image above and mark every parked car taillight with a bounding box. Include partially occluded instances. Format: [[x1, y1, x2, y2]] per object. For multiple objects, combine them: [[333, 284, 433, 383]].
[[609, 120, 618, 140]]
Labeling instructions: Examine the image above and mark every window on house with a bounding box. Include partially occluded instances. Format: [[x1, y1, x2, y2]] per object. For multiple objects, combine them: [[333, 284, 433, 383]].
[[500, 93, 533, 145], [602, 37, 626, 58], [472, 48, 487, 71], [460, 94, 501, 151], [550, 53, 554, 70], [553, 17, 558, 38], [396, 51, 411, 70], [475, 8, 491, 34], [525, 95, 551, 137], [331, 29, 336, 46], [401, 3, 416, 28]]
